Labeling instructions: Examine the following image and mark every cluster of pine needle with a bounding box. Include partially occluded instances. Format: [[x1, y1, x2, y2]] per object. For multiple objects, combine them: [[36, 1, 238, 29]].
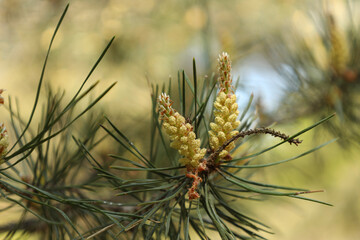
[[266, 1, 360, 143], [0, 4, 336, 240]]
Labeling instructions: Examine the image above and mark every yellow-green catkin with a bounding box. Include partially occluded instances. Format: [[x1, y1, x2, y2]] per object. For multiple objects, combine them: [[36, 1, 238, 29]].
[[158, 93, 207, 168], [329, 16, 349, 75], [209, 52, 240, 159], [0, 123, 9, 164]]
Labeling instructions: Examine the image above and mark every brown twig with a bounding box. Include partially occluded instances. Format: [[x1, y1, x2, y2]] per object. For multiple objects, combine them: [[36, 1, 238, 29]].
[[207, 127, 302, 165]]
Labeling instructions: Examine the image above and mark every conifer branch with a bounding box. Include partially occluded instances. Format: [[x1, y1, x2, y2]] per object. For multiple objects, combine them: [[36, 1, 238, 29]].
[[208, 127, 302, 164]]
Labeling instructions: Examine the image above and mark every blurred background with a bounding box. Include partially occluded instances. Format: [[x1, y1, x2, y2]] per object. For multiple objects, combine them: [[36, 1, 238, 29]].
[[0, 0, 359, 239]]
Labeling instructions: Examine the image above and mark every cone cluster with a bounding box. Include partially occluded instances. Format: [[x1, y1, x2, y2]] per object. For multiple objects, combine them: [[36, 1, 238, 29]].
[[158, 93, 206, 168], [157, 52, 241, 200], [209, 52, 240, 159], [329, 19, 349, 75]]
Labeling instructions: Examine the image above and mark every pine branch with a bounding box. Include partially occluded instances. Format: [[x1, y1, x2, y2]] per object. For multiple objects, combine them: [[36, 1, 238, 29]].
[[208, 127, 302, 164]]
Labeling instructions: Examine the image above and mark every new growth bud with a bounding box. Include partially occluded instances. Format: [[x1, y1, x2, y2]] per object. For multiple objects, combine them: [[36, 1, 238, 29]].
[[329, 16, 349, 75], [209, 53, 240, 160], [158, 93, 207, 199], [158, 93, 206, 168], [217, 52, 233, 94]]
